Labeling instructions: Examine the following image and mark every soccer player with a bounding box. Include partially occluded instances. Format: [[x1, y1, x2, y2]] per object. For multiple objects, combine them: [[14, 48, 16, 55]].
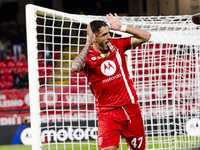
[[72, 13, 151, 150]]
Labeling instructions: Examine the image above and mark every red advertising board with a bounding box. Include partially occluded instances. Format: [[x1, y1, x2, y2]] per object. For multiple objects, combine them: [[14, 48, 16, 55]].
[[0, 79, 199, 111], [0, 90, 30, 111], [0, 103, 199, 126], [0, 87, 94, 111]]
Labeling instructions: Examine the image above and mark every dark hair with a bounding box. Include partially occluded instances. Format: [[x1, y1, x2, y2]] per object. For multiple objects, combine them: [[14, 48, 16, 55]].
[[90, 20, 108, 34]]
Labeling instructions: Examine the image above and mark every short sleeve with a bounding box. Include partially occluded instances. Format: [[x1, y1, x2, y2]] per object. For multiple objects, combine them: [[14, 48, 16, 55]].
[[117, 37, 132, 51]]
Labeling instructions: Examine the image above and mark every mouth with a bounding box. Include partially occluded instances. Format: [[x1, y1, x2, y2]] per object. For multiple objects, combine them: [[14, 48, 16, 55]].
[[105, 41, 111, 46]]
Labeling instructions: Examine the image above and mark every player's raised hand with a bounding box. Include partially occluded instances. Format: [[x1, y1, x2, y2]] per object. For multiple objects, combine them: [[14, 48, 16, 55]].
[[106, 13, 122, 31], [86, 23, 95, 45]]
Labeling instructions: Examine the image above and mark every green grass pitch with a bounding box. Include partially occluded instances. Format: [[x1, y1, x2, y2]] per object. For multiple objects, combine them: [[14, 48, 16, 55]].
[[0, 136, 199, 150]]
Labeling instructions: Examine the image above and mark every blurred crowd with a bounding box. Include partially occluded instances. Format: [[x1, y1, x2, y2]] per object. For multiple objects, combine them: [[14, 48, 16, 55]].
[[0, 20, 28, 90]]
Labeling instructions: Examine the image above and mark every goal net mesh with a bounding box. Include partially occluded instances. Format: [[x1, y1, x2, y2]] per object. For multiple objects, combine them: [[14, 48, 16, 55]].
[[26, 4, 200, 150]]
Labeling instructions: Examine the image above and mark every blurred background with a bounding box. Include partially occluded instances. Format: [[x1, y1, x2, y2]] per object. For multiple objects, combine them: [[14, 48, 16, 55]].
[[0, 0, 199, 91], [0, 0, 199, 147], [0, 0, 200, 25]]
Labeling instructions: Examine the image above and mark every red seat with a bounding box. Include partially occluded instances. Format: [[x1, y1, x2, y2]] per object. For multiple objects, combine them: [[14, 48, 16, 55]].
[[0, 82, 4, 90], [161, 68, 166, 73], [7, 61, 15, 69], [70, 86, 77, 93], [0, 75, 7, 82], [11, 67, 17, 74], [23, 61, 28, 68], [21, 66, 28, 74], [17, 67, 23, 75], [137, 77, 143, 81], [15, 60, 23, 68], [162, 75, 167, 80], [137, 64, 142, 68], [155, 43, 160, 49], [39, 60, 45, 67], [0, 61, 6, 69], [21, 54, 26, 60], [162, 44, 170, 49], [79, 72, 85, 77], [138, 70, 143, 75], [38, 52, 44, 59], [10, 56, 15, 61], [70, 78, 77, 85], [167, 74, 173, 79], [54, 52, 60, 59], [79, 78, 86, 85], [152, 75, 159, 80], [137, 45, 143, 50], [0, 68, 4, 75], [144, 76, 150, 81], [2, 67, 11, 75], [72, 72, 78, 77], [39, 68, 45, 76], [7, 74, 13, 82], [46, 68, 52, 76], [144, 69, 149, 74], [39, 77, 45, 84], [4, 81, 12, 90], [72, 71, 85, 77], [6, 54, 11, 62], [148, 43, 154, 49]]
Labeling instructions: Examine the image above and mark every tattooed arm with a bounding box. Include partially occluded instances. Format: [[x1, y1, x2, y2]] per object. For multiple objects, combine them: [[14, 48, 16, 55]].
[[71, 44, 90, 72], [71, 24, 95, 73]]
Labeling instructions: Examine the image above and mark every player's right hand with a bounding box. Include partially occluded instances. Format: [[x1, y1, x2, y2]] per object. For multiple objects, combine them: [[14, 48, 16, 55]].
[[86, 23, 95, 45]]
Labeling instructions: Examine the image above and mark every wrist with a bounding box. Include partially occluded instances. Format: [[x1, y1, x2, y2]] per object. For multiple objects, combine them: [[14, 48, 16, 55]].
[[120, 25, 127, 32]]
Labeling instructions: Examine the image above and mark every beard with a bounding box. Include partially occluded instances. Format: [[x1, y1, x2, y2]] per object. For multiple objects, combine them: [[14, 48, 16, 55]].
[[99, 42, 110, 53]]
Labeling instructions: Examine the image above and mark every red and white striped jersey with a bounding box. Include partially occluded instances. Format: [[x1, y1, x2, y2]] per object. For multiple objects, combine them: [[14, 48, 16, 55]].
[[83, 37, 138, 112]]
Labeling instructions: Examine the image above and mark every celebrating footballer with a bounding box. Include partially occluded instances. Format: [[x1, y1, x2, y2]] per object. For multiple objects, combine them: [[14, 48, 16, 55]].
[[72, 13, 151, 150]]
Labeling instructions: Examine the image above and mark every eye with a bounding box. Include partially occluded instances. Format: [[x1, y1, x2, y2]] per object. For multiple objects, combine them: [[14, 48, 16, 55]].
[[102, 33, 107, 37]]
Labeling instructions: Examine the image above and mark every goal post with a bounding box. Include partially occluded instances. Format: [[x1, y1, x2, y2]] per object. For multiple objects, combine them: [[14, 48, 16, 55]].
[[26, 4, 200, 150], [26, 4, 42, 150]]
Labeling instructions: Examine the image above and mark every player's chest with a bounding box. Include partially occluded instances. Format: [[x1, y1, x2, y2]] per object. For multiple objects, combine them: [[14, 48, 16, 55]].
[[88, 53, 122, 77]]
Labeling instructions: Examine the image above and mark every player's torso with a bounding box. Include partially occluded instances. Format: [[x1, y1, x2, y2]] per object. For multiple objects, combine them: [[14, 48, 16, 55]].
[[84, 39, 138, 108]]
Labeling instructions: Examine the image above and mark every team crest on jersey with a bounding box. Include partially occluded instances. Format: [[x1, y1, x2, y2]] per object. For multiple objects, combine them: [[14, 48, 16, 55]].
[[91, 57, 96, 60], [101, 60, 116, 76], [108, 42, 119, 53]]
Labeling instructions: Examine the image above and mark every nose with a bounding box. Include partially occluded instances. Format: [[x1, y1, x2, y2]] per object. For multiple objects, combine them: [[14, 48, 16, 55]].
[[107, 33, 111, 40]]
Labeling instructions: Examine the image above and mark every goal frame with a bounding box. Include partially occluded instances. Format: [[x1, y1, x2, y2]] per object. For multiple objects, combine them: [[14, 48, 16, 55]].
[[26, 4, 200, 150], [26, 4, 42, 150]]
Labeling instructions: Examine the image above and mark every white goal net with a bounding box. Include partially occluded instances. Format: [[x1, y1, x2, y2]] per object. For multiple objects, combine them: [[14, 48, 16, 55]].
[[26, 4, 200, 150]]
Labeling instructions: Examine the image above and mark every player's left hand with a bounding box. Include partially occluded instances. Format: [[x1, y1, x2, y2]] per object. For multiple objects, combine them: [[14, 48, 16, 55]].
[[106, 13, 122, 31]]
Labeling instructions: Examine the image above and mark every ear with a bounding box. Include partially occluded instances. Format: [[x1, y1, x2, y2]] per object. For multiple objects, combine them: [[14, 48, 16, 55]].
[[94, 35, 98, 43]]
